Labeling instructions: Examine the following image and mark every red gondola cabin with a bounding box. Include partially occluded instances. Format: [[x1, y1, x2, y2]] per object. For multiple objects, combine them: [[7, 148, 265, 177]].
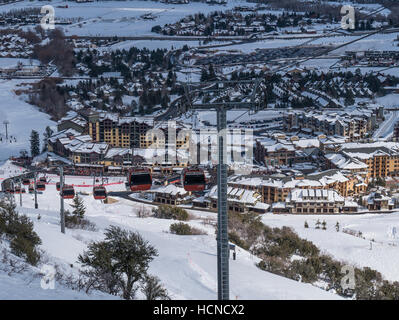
[[128, 168, 152, 192], [93, 186, 107, 200], [182, 169, 206, 192], [61, 185, 75, 199], [36, 182, 46, 191]]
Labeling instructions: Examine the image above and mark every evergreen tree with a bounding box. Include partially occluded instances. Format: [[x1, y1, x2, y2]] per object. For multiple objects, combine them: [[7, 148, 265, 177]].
[[0, 199, 41, 265], [70, 195, 86, 219], [200, 68, 208, 82], [30, 130, 40, 158], [336, 221, 340, 232], [78, 226, 158, 300], [141, 275, 170, 300], [208, 64, 216, 81], [20, 150, 28, 158], [344, 89, 355, 106]]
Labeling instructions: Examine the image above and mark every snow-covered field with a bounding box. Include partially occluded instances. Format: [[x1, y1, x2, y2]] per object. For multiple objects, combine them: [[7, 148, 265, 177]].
[[0, 161, 341, 299], [262, 212, 399, 283], [0, 80, 55, 161], [0, 58, 40, 69], [0, 0, 254, 37], [107, 39, 200, 51]]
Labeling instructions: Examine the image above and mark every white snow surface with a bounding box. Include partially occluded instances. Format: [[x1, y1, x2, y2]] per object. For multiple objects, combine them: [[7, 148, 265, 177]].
[[262, 213, 399, 283], [0, 161, 340, 300], [0, 0, 255, 37], [0, 80, 56, 161]]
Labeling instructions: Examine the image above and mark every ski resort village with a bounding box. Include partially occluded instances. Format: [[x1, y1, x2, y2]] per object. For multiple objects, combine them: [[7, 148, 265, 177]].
[[3, 0, 399, 303]]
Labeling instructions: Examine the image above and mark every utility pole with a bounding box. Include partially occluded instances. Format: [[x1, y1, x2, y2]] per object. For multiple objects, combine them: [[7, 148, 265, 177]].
[[59, 166, 65, 234], [18, 179, 22, 207], [7, 186, 14, 206], [3, 120, 9, 140], [10, 180, 15, 205], [34, 172, 38, 209]]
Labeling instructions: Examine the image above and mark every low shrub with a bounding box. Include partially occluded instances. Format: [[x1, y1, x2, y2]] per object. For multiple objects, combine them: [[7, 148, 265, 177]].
[[153, 205, 189, 221], [0, 200, 41, 265], [170, 222, 206, 235]]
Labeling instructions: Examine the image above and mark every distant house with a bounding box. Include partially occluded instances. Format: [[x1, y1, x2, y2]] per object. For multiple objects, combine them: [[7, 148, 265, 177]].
[[203, 185, 270, 214], [150, 184, 189, 206], [57, 111, 88, 134], [362, 191, 394, 211]]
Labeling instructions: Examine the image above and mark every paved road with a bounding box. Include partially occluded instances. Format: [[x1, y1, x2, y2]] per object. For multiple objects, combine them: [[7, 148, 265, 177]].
[[373, 111, 399, 139]]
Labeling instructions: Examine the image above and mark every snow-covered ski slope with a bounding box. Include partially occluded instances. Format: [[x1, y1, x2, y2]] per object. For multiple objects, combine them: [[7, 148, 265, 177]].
[[0, 161, 340, 299], [0, 80, 55, 161], [0, 247, 117, 300], [262, 213, 399, 283]]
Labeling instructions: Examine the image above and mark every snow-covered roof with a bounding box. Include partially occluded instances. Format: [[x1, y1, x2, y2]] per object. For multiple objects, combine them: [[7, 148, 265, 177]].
[[208, 185, 265, 208], [32, 152, 73, 165], [288, 188, 344, 203], [150, 184, 188, 196], [325, 153, 368, 170], [66, 142, 108, 154], [229, 169, 352, 190], [292, 138, 320, 149]]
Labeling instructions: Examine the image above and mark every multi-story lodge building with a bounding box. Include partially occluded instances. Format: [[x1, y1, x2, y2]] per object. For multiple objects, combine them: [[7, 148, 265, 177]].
[[326, 142, 399, 178], [272, 188, 358, 214], [228, 169, 366, 205], [284, 107, 380, 141], [56, 109, 191, 150], [254, 135, 320, 167]]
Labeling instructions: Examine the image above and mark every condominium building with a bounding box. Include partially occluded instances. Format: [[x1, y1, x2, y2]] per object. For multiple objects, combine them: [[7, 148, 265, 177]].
[[285, 108, 378, 141], [340, 143, 399, 178], [272, 188, 358, 214], [228, 169, 365, 204]]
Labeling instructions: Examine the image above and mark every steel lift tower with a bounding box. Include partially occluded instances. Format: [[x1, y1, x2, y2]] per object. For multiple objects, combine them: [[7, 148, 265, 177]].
[[183, 79, 262, 300]]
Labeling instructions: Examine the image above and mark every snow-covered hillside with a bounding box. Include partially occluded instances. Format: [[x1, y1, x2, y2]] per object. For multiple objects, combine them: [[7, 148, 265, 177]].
[[0, 80, 55, 161], [0, 161, 340, 300], [262, 213, 399, 283], [0, 244, 116, 300]]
